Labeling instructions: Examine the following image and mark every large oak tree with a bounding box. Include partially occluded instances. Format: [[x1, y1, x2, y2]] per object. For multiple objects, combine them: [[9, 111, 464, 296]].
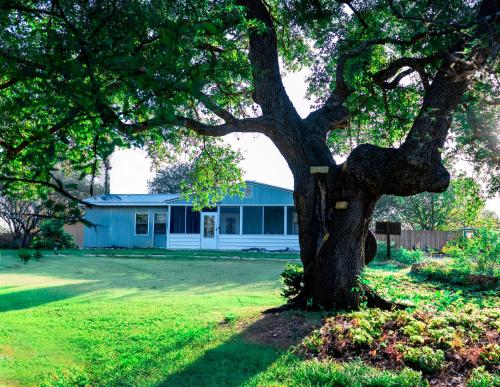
[[0, 0, 498, 309]]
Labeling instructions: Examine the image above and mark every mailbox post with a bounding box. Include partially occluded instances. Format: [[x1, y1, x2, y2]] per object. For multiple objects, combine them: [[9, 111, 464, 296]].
[[375, 221, 402, 260]]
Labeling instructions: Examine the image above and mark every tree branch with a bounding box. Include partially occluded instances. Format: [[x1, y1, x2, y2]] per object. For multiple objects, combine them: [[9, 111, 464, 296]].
[[373, 56, 437, 91], [178, 115, 273, 136], [345, 0, 499, 196], [237, 0, 298, 118], [195, 92, 237, 122]]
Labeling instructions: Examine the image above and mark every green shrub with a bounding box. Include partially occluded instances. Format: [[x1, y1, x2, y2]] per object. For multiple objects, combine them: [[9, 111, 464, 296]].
[[18, 248, 32, 264], [31, 219, 76, 250], [280, 263, 304, 301], [467, 366, 500, 387], [444, 227, 500, 277], [403, 346, 445, 374], [374, 241, 424, 265]]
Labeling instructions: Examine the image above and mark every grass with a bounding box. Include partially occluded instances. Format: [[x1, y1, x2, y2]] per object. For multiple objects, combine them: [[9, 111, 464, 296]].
[[0, 251, 497, 386]]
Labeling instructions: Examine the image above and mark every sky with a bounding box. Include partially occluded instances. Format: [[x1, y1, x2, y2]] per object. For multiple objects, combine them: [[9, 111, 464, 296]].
[[109, 70, 499, 215]]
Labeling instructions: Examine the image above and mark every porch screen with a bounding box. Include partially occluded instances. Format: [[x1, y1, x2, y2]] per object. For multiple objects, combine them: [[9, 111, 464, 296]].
[[220, 207, 240, 234], [186, 207, 200, 233], [243, 206, 263, 234], [264, 206, 284, 234], [287, 206, 299, 235], [170, 206, 186, 233]]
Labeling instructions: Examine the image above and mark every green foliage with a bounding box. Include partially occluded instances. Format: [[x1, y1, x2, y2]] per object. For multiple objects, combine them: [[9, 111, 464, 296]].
[[17, 248, 31, 264], [445, 227, 500, 277], [31, 220, 76, 250], [255, 357, 425, 387], [411, 261, 498, 288], [374, 176, 486, 230], [467, 366, 500, 387], [374, 241, 425, 265], [280, 263, 304, 301], [180, 139, 245, 210], [403, 346, 445, 374], [0, 0, 497, 204]]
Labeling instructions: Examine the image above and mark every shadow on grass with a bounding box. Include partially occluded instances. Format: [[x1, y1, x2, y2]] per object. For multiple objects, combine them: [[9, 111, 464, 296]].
[[0, 282, 98, 312], [157, 311, 319, 387]]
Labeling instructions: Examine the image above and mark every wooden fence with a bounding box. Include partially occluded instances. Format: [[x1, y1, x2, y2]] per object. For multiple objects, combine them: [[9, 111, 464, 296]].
[[372, 229, 460, 251]]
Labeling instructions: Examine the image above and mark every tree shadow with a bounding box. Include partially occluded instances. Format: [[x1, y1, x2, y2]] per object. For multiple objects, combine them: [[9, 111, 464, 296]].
[[157, 311, 320, 387], [0, 282, 99, 312]]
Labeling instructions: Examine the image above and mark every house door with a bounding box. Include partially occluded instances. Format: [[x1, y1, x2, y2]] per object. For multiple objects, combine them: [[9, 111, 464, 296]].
[[200, 212, 217, 249]]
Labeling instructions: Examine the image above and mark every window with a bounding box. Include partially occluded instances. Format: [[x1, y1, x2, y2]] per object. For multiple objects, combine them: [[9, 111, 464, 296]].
[[287, 206, 299, 235], [154, 212, 167, 234], [170, 206, 186, 234], [243, 206, 263, 234], [186, 207, 200, 233], [264, 206, 284, 234], [203, 215, 215, 238], [220, 206, 240, 234], [135, 212, 149, 235]]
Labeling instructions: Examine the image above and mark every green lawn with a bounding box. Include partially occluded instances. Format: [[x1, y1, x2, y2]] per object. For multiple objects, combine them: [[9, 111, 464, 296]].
[[1, 251, 493, 386]]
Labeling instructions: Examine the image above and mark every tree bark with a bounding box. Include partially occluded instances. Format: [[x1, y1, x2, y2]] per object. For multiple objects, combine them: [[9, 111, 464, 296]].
[[290, 164, 379, 309]]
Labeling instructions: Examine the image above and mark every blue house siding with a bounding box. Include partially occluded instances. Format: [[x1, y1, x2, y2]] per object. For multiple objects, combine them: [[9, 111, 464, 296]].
[[83, 181, 298, 250], [166, 181, 294, 206], [84, 206, 167, 248]]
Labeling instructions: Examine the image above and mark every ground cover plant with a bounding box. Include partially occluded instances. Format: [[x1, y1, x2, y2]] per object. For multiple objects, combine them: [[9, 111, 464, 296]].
[[295, 263, 500, 385], [411, 227, 499, 288], [373, 242, 425, 265], [0, 250, 498, 385]]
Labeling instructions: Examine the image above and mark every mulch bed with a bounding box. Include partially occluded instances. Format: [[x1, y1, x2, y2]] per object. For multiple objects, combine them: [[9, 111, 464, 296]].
[[297, 311, 499, 386]]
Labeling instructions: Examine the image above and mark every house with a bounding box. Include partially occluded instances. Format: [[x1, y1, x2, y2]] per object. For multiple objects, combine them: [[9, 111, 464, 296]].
[[83, 181, 299, 250]]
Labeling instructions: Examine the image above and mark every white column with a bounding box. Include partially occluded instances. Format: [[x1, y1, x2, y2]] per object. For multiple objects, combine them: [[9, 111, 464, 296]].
[[284, 206, 287, 235], [166, 206, 171, 249], [239, 206, 243, 235]]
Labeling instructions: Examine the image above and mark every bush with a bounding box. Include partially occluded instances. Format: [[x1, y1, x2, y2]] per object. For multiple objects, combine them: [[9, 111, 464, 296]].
[[374, 241, 425, 265], [403, 346, 445, 374], [467, 366, 500, 387], [18, 248, 32, 264], [280, 263, 303, 301], [444, 227, 499, 277], [31, 219, 76, 250]]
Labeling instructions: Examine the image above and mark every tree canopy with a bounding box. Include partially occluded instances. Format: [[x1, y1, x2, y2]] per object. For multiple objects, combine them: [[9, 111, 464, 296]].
[[0, 0, 497, 201]]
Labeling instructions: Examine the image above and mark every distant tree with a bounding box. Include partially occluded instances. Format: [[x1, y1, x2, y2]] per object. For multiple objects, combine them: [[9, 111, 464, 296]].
[[374, 177, 486, 230], [148, 162, 192, 194], [0, 197, 43, 247]]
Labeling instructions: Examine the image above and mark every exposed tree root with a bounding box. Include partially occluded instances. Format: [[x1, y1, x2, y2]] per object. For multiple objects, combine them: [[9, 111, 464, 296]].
[[363, 286, 406, 310], [264, 288, 406, 314]]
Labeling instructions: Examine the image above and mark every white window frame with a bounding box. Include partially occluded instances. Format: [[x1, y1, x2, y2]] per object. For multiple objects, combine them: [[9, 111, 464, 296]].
[[134, 211, 149, 236]]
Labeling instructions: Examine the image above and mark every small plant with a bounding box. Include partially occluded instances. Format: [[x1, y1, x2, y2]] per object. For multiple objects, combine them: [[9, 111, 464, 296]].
[[374, 241, 424, 265], [403, 346, 445, 374], [467, 366, 500, 387], [280, 263, 304, 301], [31, 219, 76, 250], [480, 343, 500, 366], [18, 248, 32, 264]]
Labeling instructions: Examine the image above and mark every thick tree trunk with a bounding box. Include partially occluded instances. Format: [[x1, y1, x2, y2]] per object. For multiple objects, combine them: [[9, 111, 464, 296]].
[[291, 169, 378, 310]]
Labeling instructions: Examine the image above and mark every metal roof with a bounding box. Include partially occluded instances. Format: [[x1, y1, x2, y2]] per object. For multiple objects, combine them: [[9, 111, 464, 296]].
[[84, 181, 293, 206], [85, 193, 179, 206]]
